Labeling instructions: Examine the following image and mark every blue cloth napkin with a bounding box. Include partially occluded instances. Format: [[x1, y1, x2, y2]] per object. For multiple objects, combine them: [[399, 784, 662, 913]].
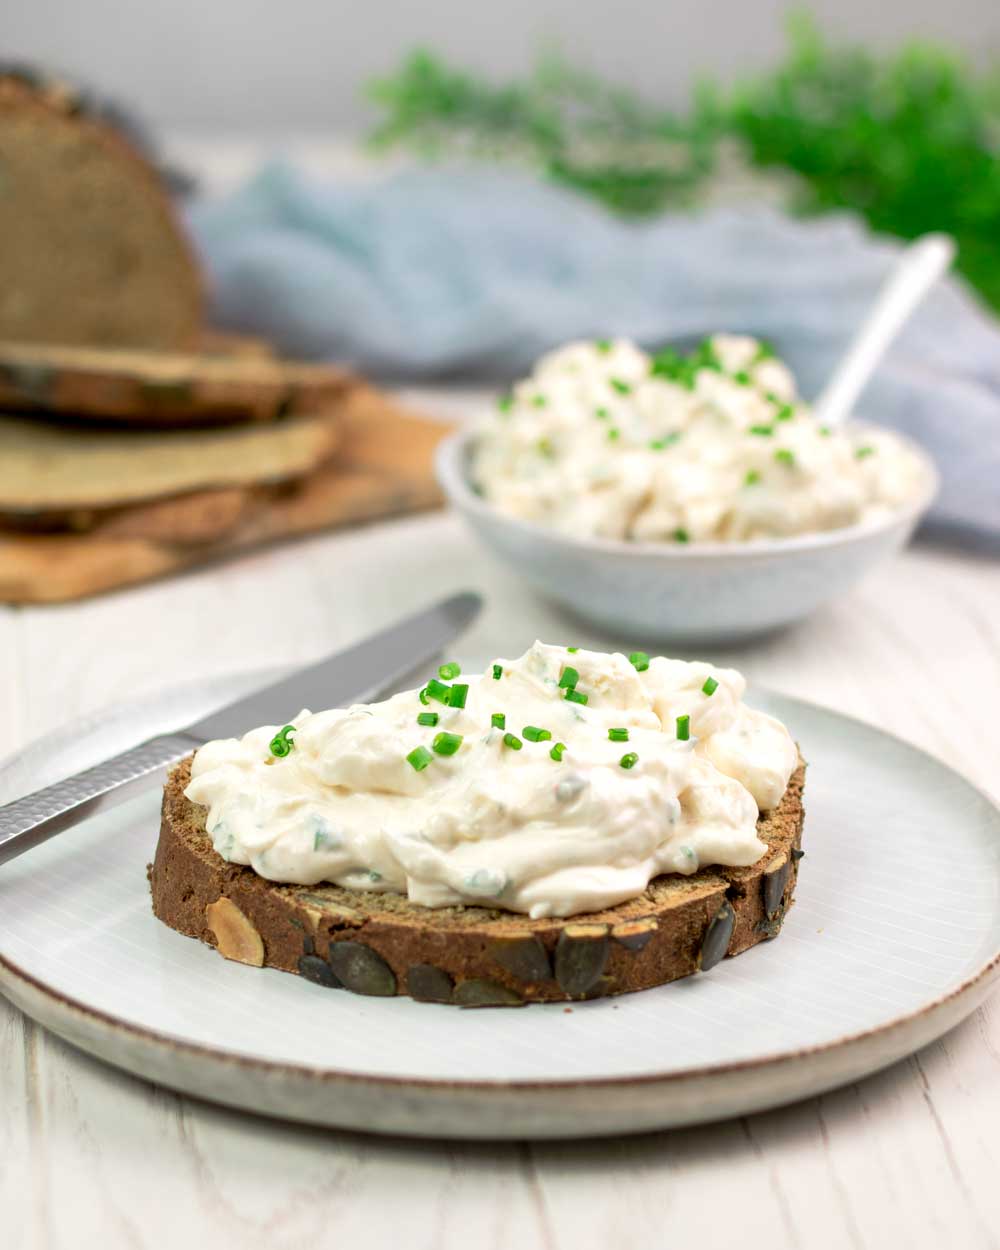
[[189, 163, 1000, 546]]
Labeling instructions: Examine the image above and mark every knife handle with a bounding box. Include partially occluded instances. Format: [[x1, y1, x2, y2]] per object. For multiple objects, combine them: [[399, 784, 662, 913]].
[[0, 733, 201, 868]]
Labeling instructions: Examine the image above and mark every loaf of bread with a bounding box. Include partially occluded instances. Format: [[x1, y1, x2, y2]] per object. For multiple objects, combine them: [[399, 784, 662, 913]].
[[0, 74, 203, 349], [150, 756, 805, 1006]]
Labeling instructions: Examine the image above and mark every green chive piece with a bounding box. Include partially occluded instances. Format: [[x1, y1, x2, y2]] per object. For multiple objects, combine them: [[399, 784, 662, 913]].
[[432, 731, 463, 757], [733, 370, 752, 385], [619, 752, 639, 770], [753, 340, 775, 362], [649, 432, 681, 450], [419, 687, 431, 705], [855, 445, 876, 459], [523, 725, 552, 742], [565, 688, 589, 705], [503, 732, 523, 751], [567, 646, 580, 653], [610, 377, 632, 395], [447, 683, 469, 709], [607, 427, 620, 442], [407, 746, 433, 771], [749, 424, 774, 437], [558, 666, 580, 689], [550, 742, 566, 761], [774, 448, 795, 466], [608, 727, 629, 742], [438, 661, 461, 680], [497, 394, 514, 413], [775, 403, 795, 422], [492, 663, 503, 680], [629, 651, 650, 671], [596, 338, 612, 353], [532, 394, 547, 408], [595, 405, 610, 419], [425, 678, 451, 704], [744, 469, 762, 486], [269, 725, 297, 758], [417, 712, 439, 727], [702, 676, 719, 696], [676, 714, 691, 741], [819, 425, 832, 437], [673, 528, 690, 543], [491, 712, 506, 730]]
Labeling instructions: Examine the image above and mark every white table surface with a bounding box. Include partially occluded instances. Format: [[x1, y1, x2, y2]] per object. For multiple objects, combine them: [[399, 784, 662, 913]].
[[4, 141, 1000, 1249]]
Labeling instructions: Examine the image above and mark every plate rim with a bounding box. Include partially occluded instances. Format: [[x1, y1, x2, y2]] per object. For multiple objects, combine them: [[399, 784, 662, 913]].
[[2, 687, 999, 1100]]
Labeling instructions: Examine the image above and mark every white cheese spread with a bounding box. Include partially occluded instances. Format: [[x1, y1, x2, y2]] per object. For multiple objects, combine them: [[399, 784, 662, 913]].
[[185, 643, 798, 919], [471, 335, 927, 543]]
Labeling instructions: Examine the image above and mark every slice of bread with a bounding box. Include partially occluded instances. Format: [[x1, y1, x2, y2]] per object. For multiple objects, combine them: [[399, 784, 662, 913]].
[[0, 409, 342, 511], [0, 76, 202, 350], [0, 340, 354, 424], [150, 755, 805, 1006]]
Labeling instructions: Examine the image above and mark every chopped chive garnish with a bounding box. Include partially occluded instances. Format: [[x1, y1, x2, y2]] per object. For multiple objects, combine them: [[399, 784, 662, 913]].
[[491, 712, 506, 729], [492, 663, 503, 680], [629, 651, 650, 671], [819, 425, 832, 437], [438, 661, 461, 680], [774, 448, 796, 466], [567, 646, 579, 653], [596, 338, 612, 353], [702, 676, 719, 696], [753, 340, 775, 362], [497, 394, 514, 413], [607, 427, 620, 442], [432, 731, 463, 757], [532, 394, 547, 408], [749, 424, 774, 437], [503, 732, 523, 751], [406, 746, 433, 771], [419, 687, 431, 705], [775, 404, 795, 422], [269, 725, 297, 757], [565, 688, 589, 705], [523, 725, 552, 742], [610, 377, 632, 395], [424, 678, 451, 705], [448, 683, 469, 709], [417, 712, 439, 727], [744, 469, 762, 486], [855, 445, 876, 459], [595, 405, 610, 419], [649, 432, 681, 450], [733, 370, 752, 385], [619, 752, 639, 770], [558, 666, 579, 689], [676, 714, 691, 741], [550, 742, 566, 761], [673, 528, 690, 543], [608, 727, 629, 742]]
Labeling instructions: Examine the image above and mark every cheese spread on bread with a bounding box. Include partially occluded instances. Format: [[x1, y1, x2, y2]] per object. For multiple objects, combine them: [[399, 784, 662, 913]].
[[185, 643, 798, 919], [471, 335, 927, 543]]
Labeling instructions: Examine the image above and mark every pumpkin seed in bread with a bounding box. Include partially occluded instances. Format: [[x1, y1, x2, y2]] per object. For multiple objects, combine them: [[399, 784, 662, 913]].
[[0, 340, 354, 424], [150, 755, 805, 1005], [0, 76, 202, 349], [0, 410, 341, 511]]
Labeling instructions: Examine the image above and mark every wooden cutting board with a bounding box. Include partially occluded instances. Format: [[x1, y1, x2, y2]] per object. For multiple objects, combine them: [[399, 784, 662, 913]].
[[0, 387, 451, 604]]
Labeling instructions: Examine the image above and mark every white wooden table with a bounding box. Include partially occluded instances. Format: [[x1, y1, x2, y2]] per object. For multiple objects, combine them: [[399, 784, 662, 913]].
[[2, 403, 999, 1248]]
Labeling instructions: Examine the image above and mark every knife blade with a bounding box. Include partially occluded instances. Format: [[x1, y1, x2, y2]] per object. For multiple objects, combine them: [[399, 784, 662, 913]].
[[0, 591, 482, 868]]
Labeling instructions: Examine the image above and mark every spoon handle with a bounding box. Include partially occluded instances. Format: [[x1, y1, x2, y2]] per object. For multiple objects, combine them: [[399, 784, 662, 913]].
[[812, 233, 955, 427]]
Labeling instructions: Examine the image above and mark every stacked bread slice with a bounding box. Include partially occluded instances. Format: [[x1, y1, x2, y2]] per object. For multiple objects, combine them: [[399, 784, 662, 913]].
[[0, 71, 447, 603]]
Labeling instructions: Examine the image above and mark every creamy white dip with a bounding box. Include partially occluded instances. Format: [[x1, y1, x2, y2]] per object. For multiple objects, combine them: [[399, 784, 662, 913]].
[[471, 335, 926, 543], [185, 643, 798, 919]]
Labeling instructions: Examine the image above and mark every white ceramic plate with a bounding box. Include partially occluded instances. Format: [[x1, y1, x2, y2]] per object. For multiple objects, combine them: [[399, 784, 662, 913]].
[[1, 669, 998, 1140]]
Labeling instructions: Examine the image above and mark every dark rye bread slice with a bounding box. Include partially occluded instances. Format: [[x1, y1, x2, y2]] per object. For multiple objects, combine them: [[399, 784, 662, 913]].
[[150, 755, 806, 1006], [0, 76, 202, 350], [0, 340, 355, 425]]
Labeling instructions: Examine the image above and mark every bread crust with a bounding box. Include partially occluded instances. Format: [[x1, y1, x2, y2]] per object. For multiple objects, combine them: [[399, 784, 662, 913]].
[[149, 755, 806, 1005]]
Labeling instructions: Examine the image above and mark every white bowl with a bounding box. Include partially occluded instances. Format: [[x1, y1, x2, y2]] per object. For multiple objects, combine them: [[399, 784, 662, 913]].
[[435, 424, 938, 644]]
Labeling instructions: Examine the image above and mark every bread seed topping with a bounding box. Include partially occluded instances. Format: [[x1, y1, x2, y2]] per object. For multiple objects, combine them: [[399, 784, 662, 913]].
[[185, 642, 798, 919]]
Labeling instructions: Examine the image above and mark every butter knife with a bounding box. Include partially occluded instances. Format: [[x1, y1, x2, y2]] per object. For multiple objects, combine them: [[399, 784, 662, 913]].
[[0, 591, 482, 868]]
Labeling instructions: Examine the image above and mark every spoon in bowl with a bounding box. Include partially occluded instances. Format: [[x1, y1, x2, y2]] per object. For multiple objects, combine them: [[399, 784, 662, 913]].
[[811, 233, 956, 428]]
